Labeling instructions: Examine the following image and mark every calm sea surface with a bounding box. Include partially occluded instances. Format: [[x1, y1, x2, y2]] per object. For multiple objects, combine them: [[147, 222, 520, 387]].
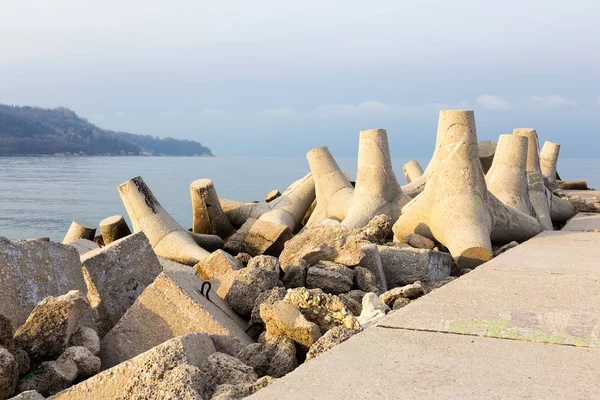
[[1, 156, 598, 241]]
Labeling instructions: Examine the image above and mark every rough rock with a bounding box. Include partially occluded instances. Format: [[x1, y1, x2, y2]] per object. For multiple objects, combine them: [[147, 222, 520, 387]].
[[338, 291, 364, 316], [211, 376, 276, 400], [14, 291, 90, 361], [282, 261, 307, 289], [236, 337, 297, 378], [56, 347, 100, 379], [51, 333, 215, 400], [250, 287, 287, 327], [224, 219, 292, 257], [353, 266, 383, 294], [235, 252, 252, 266], [306, 326, 358, 361], [379, 282, 425, 307], [0, 237, 88, 328], [0, 315, 13, 349], [67, 327, 100, 357], [8, 390, 45, 400], [17, 358, 77, 397], [306, 262, 354, 294], [100, 261, 251, 370], [357, 292, 389, 329], [279, 224, 365, 271], [377, 245, 452, 287], [357, 244, 388, 291], [493, 241, 519, 257], [9, 348, 29, 378], [197, 352, 258, 399], [0, 347, 18, 400], [405, 233, 435, 250], [80, 232, 162, 337], [391, 297, 411, 310], [283, 288, 360, 332], [260, 301, 321, 350], [356, 214, 392, 244], [212, 255, 281, 318], [194, 250, 243, 280]]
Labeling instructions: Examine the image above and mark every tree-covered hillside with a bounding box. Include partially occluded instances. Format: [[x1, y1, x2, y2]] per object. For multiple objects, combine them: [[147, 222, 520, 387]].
[[0, 105, 213, 156]]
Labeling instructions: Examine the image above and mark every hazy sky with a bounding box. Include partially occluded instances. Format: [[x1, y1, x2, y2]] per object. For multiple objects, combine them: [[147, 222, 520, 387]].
[[1, 0, 599, 157]]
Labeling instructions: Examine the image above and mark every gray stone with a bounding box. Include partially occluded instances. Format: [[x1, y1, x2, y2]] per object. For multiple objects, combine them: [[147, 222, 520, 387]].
[[80, 232, 162, 337], [357, 214, 392, 244], [237, 337, 297, 378], [0, 315, 13, 349], [250, 287, 287, 327], [235, 252, 252, 266], [197, 352, 258, 399], [306, 262, 354, 294], [391, 297, 411, 310], [377, 245, 452, 287], [67, 327, 100, 357], [57, 347, 100, 379], [14, 291, 90, 361], [306, 326, 358, 361], [338, 291, 364, 316], [51, 333, 215, 400], [353, 266, 382, 294], [212, 376, 276, 400], [224, 219, 292, 257], [100, 262, 250, 370], [213, 255, 281, 318], [357, 244, 388, 291], [66, 239, 98, 256], [492, 241, 519, 257], [282, 261, 307, 289], [0, 347, 17, 400], [279, 224, 365, 271], [8, 390, 45, 400], [283, 288, 360, 332], [260, 301, 321, 350], [357, 293, 389, 329], [194, 249, 243, 280], [8, 348, 29, 378], [0, 238, 88, 328], [17, 358, 77, 397], [405, 233, 435, 249], [379, 282, 425, 307]]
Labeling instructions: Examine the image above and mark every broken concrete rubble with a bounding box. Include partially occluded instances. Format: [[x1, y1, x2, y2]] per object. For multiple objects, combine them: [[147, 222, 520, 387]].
[[306, 262, 354, 294], [260, 301, 321, 350], [377, 245, 452, 288], [194, 249, 243, 281]]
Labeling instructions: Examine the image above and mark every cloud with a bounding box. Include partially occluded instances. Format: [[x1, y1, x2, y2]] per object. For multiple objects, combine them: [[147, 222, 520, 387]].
[[256, 107, 297, 117], [317, 100, 469, 117], [319, 100, 391, 115], [528, 95, 577, 109], [476, 94, 511, 110]]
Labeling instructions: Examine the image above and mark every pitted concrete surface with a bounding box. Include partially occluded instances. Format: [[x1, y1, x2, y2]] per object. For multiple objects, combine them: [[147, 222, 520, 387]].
[[250, 230, 600, 399], [562, 212, 600, 231]]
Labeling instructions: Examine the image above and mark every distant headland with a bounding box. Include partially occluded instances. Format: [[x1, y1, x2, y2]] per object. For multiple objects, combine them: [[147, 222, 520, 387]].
[[0, 104, 213, 156]]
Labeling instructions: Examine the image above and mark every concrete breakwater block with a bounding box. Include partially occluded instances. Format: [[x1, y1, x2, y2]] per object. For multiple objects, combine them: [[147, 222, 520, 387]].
[[51, 333, 216, 400], [224, 218, 292, 257], [377, 245, 452, 288], [100, 260, 252, 369], [0, 237, 88, 328], [80, 232, 162, 338], [66, 239, 98, 256]]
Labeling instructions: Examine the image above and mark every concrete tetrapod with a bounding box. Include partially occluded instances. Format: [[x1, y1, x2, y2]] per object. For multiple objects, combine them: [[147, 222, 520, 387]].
[[117, 176, 210, 266], [220, 199, 270, 228], [99, 215, 131, 245], [393, 110, 541, 269], [305, 147, 354, 226], [342, 129, 411, 228], [485, 134, 532, 215], [259, 173, 315, 233], [513, 129, 576, 227], [540, 141, 560, 189], [190, 178, 235, 239], [62, 221, 96, 244], [402, 160, 424, 184], [478, 140, 497, 174]]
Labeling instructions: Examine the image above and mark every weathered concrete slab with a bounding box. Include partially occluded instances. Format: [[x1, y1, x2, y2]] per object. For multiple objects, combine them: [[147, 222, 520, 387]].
[[0, 238, 88, 327], [52, 333, 215, 400], [249, 327, 600, 400], [378, 266, 600, 347], [100, 260, 252, 369], [482, 230, 600, 276], [80, 232, 162, 337], [562, 212, 600, 231], [377, 245, 452, 287]]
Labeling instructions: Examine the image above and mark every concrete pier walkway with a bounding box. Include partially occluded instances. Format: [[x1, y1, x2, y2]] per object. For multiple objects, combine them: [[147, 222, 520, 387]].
[[251, 213, 600, 399]]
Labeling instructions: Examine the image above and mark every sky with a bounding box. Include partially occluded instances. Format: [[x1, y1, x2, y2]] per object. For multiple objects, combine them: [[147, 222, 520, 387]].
[[0, 0, 599, 157]]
